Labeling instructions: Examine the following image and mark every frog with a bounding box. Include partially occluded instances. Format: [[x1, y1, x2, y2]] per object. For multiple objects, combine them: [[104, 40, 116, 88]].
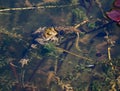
[[34, 27, 58, 45]]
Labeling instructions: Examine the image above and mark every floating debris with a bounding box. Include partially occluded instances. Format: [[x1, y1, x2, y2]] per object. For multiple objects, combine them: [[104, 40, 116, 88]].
[[85, 64, 95, 69]]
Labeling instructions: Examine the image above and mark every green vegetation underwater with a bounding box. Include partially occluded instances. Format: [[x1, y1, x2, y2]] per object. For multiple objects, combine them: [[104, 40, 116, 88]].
[[0, 0, 120, 91]]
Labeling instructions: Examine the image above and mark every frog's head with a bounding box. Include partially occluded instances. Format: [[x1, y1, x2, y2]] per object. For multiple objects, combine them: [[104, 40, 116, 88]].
[[44, 27, 58, 38]]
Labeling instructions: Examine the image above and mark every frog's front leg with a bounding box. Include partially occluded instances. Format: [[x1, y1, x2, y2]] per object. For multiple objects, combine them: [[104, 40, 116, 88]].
[[50, 36, 59, 44], [35, 37, 48, 45]]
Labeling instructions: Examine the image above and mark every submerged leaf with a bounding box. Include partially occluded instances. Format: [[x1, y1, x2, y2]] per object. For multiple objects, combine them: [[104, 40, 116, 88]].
[[106, 9, 120, 23]]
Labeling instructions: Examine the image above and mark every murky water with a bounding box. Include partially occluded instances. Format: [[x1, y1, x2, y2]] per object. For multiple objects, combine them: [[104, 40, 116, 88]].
[[0, 0, 120, 91]]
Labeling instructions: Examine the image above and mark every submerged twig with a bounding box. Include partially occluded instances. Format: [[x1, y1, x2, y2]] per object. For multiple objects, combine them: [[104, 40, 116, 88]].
[[57, 39, 74, 72], [56, 47, 93, 61], [95, 0, 107, 19], [85, 21, 114, 34], [79, 21, 114, 44], [21, 70, 25, 87], [10, 62, 19, 81], [74, 19, 89, 29], [76, 19, 89, 47], [108, 47, 111, 60], [105, 31, 115, 70], [74, 19, 89, 51], [28, 58, 46, 82], [0, 4, 80, 12]]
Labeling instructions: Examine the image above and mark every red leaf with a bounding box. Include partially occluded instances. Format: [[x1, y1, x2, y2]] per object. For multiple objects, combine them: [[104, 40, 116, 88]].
[[107, 9, 120, 22]]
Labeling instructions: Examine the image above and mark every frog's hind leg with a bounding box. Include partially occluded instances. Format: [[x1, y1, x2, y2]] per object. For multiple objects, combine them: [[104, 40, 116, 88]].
[[75, 32, 81, 51]]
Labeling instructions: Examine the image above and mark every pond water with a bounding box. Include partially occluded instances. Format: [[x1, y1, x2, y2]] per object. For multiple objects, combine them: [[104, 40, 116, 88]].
[[0, 0, 120, 91]]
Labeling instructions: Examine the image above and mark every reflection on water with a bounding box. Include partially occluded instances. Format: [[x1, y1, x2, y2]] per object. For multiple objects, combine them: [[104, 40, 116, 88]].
[[0, 0, 120, 91]]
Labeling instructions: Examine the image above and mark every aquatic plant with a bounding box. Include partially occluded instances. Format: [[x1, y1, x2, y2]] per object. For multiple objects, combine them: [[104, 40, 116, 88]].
[[90, 80, 103, 91], [40, 43, 58, 58], [0, 75, 15, 91], [87, 22, 96, 29], [71, 8, 88, 24], [0, 56, 17, 91], [0, 27, 22, 39]]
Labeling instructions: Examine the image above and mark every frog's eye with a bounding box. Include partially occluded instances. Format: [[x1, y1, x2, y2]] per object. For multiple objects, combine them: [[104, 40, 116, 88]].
[[47, 32, 52, 35]]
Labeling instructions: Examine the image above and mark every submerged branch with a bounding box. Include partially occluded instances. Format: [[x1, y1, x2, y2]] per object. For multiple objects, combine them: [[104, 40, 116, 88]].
[[74, 19, 89, 29], [57, 40, 74, 72], [0, 3, 80, 12], [56, 47, 93, 61]]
